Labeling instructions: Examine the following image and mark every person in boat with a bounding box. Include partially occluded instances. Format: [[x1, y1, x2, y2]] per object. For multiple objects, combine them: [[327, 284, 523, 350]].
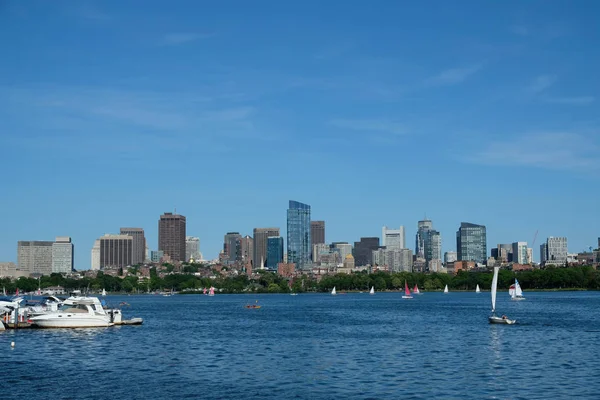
[[502, 315, 507, 320]]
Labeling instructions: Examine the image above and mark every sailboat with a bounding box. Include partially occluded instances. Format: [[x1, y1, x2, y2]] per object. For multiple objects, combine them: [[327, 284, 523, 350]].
[[208, 287, 215, 296], [369, 286, 375, 295], [443, 284, 449, 294], [489, 266, 516, 324], [476, 284, 481, 293], [102, 288, 107, 296], [413, 284, 421, 295], [331, 287, 337, 296], [509, 279, 525, 301], [402, 281, 413, 299]]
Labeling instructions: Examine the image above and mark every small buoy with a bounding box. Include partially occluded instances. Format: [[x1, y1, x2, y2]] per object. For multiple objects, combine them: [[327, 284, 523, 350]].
[[11, 341, 15, 347]]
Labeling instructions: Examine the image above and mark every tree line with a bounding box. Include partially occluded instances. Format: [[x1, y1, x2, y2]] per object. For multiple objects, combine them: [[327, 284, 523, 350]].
[[1, 265, 599, 295]]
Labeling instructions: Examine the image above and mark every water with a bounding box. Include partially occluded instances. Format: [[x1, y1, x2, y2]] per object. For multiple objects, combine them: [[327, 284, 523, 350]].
[[3, 291, 600, 399]]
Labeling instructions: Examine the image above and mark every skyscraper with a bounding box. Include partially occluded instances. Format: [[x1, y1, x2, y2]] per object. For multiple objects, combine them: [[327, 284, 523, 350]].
[[287, 200, 311, 270], [52, 236, 74, 273], [223, 232, 242, 264], [415, 219, 441, 268], [456, 222, 487, 264], [158, 212, 186, 262], [353, 237, 380, 267], [91, 240, 100, 270], [415, 219, 433, 257], [99, 234, 133, 269], [267, 236, 284, 270], [240, 235, 253, 264], [18, 241, 53, 275], [382, 226, 405, 250], [540, 243, 548, 264], [512, 242, 528, 264], [186, 236, 201, 261], [310, 221, 325, 246], [253, 228, 280, 268], [120, 228, 146, 265], [546, 237, 568, 264]]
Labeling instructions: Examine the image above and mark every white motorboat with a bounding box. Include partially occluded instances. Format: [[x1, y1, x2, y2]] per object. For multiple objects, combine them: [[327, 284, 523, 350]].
[[489, 267, 516, 325], [30, 297, 114, 328], [25, 296, 64, 317]]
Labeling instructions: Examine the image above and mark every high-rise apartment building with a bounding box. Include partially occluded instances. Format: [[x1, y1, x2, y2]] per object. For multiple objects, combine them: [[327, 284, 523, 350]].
[[120, 228, 146, 265], [185, 236, 201, 262], [540, 243, 548, 264], [223, 232, 242, 264], [18, 241, 53, 275], [382, 226, 405, 250], [91, 240, 100, 270], [287, 200, 311, 270], [512, 242, 528, 264], [52, 236, 74, 273], [372, 248, 413, 272], [415, 219, 433, 257], [253, 228, 280, 269], [158, 212, 186, 262], [99, 234, 133, 269], [240, 235, 253, 264], [353, 237, 380, 267], [456, 222, 487, 264], [546, 237, 568, 264], [310, 221, 325, 246], [267, 236, 284, 270]]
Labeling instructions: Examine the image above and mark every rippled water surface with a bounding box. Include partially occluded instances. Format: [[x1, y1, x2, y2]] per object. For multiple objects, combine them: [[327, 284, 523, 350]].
[[3, 291, 600, 399]]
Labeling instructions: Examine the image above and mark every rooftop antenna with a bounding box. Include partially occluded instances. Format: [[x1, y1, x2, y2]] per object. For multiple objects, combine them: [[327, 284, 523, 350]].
[[174, 206, 177, 215]]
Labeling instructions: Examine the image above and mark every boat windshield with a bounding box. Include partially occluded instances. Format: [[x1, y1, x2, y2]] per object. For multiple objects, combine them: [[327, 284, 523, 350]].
[[59, 303, 89, 313]]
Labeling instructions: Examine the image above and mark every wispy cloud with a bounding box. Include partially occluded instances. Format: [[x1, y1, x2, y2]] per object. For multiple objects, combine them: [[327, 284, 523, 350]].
[[159, 32, 214, 46], [466, 132, 600, 173], [426, 64, 483, 86], [543, 96, 595, 105], [527, 74, 557, 93], [329, 118, 405, 136]]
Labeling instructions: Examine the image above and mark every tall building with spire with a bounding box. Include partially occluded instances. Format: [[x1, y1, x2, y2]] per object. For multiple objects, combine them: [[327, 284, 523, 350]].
[[287, 200, 311, 270], [158, 212, 186, 262]]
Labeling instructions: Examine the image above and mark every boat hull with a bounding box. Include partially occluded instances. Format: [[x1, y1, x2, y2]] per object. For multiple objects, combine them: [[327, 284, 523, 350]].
[[402, 295, 413, 299], [30, 315, 113, 328], [489, 316, 516, 325], [511, 297, 526, 301]]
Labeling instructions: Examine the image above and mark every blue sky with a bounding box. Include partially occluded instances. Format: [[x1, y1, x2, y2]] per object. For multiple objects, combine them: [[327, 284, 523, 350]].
[[1, 0, 599, 268]]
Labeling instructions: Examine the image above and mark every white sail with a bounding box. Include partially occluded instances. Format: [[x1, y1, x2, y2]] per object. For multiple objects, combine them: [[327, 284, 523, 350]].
[[369, 286, 374, 295], [444, 284, 449, 293], [331, 287, 337, 295], [476, 284, 481, 293], [491, 267, 499, 313], [515, 280, 523, 297], [102, 288, 106, 296]]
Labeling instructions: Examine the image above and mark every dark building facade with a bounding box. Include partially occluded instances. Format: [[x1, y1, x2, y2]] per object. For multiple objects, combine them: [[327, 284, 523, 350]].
[[223, 232, 242, 264], [99, 235, 132, 269], [266, 236, 284, 270], [310, 221, 325, 247], [120, 227, 146, 265], [253, 227, 280, 268], [287, 200, 311, 270], [353, 237, 381, 267], [456, 222, 487, 264], [158, 212, 186, 262]]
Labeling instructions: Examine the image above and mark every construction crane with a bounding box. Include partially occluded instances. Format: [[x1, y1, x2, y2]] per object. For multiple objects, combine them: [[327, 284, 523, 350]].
[[529, 230, 539, 264]]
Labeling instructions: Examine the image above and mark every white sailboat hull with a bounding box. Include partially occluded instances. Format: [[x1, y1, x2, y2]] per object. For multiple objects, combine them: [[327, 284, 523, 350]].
[[402, 295, 413, 299], [511, 296, 526, 301], [489, 315, 516, 324]]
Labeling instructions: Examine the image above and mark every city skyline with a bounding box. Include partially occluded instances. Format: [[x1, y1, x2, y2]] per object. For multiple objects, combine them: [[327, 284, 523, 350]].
[[1, 1, 599, 268]]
